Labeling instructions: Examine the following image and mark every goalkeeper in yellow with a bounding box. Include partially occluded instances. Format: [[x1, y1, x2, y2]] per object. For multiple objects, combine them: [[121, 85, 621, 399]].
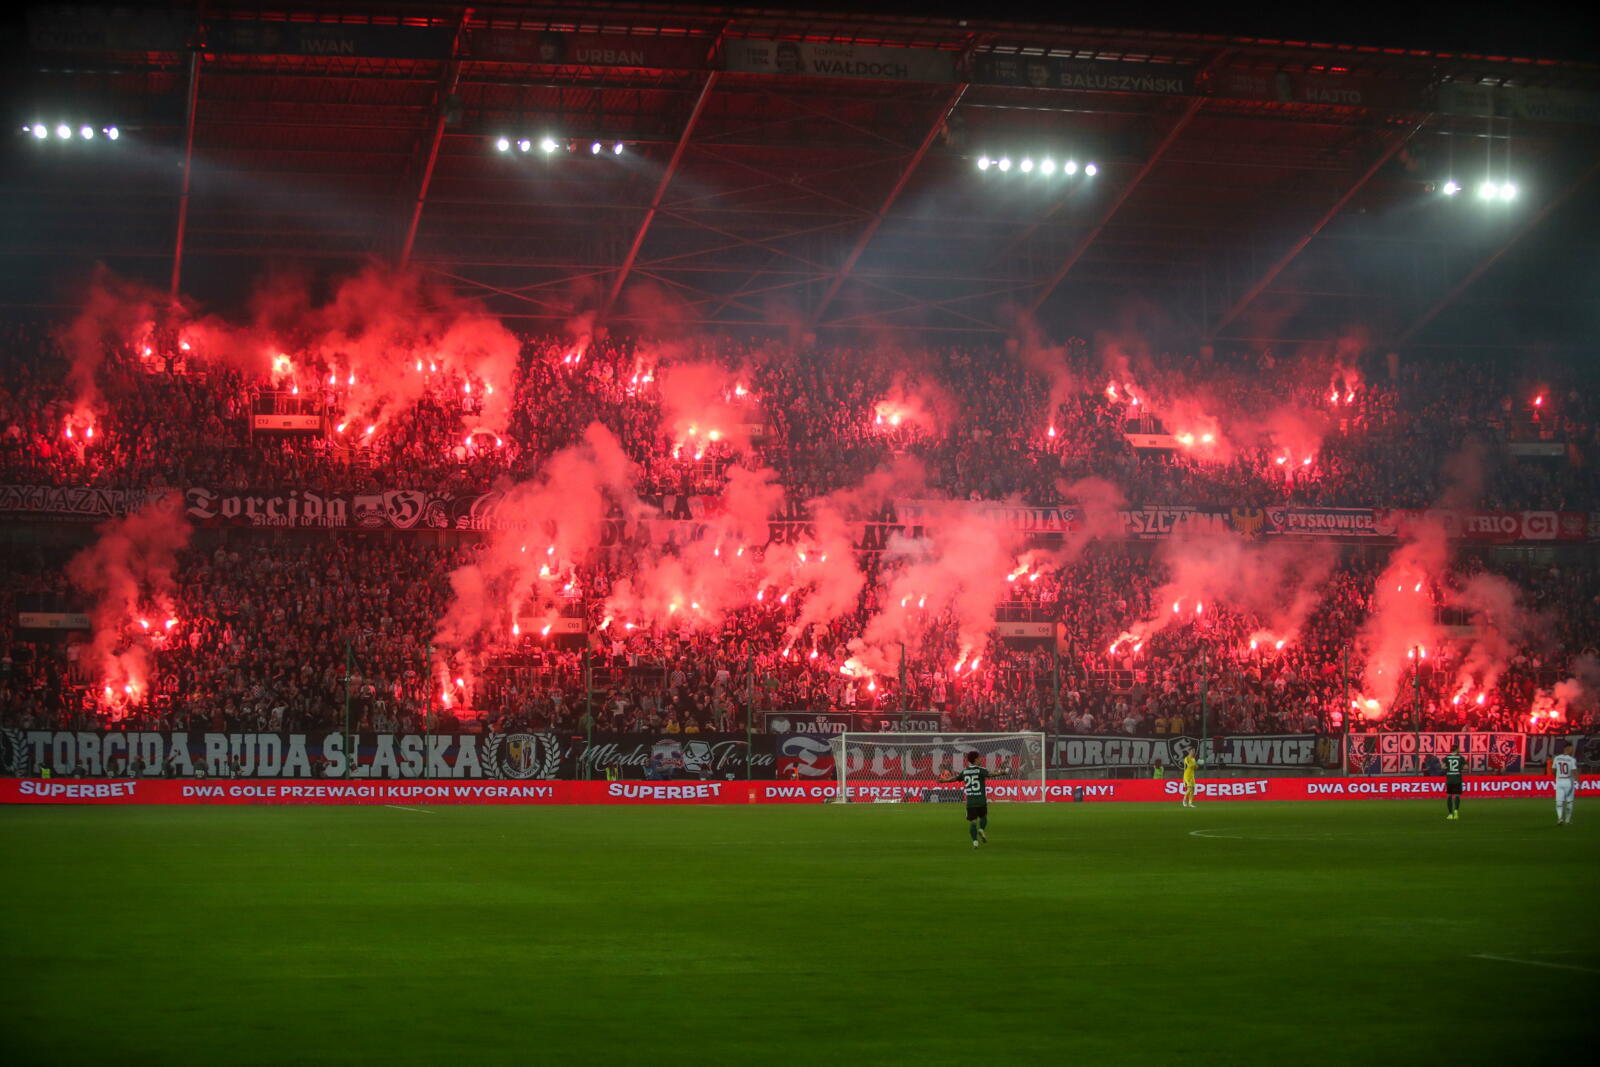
[[1180, 750, 1199, 807]]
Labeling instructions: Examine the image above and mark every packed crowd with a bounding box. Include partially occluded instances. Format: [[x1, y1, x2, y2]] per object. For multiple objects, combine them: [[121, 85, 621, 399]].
[[2, 318, 1596, 508], [3, 533, 1595, 747], [4, 311, 1599, 759]]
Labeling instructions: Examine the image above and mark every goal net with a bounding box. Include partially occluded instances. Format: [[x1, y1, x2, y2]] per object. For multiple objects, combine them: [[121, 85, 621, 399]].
[[828, 732, 1047, 804]]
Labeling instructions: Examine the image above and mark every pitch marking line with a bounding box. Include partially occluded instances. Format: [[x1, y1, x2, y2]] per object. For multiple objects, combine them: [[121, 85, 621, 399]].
[[1472, 954, 1600, 975], [384, 804, 436, 814], [1189, 828, 1245, 839]]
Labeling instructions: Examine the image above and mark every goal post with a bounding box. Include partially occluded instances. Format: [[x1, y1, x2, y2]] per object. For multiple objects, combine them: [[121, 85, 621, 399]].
[[829, 732, 1047, 804]]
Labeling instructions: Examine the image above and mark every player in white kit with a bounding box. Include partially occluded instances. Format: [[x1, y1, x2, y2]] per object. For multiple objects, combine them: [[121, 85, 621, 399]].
[[1551, 741, 1578, 826]]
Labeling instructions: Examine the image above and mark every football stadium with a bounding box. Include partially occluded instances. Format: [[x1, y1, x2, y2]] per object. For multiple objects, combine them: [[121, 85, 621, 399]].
[[2, 2, 1597, 1062]]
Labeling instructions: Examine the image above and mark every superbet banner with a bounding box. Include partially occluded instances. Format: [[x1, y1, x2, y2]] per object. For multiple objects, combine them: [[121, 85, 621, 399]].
[[5, 775, 1596, 806], [1344, 731, 1525, 775]]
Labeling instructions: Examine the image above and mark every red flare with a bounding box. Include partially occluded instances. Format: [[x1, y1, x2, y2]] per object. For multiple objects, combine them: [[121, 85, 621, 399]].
[[1047, 425, 1057, 438]]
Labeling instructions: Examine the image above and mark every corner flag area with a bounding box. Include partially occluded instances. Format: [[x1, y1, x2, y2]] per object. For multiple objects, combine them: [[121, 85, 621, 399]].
[[3, 801, 1593, 1064]]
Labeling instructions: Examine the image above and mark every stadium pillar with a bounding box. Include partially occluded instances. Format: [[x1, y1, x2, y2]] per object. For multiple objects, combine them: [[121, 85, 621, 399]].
[[745, 651, 755, 781], [343, 641, 353, 780], [599, 71, 720, 329], [584, 646, 593, 781], [1051, 642, 1061, 734], [1342, 645, 1353, 776], [1398, 154, 1600, 345], [399, 15, 468, 268], [1024, 93, 1206, 316], [169, 47, 201, 297], [1199, 649, 1209, 767], [424, 643, 433, 781], [1206, 119, 1425, 341], [1413, 647, 1423, 748], [897, 642, 907, 725], [809, 82, 968, 330]]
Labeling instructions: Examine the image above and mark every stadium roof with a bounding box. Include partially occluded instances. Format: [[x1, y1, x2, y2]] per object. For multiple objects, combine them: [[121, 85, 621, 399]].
[[4, 2, 1598, 351]]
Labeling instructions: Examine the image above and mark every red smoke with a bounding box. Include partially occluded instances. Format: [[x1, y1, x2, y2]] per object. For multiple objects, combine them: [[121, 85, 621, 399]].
[[66, 494, 193, 711]]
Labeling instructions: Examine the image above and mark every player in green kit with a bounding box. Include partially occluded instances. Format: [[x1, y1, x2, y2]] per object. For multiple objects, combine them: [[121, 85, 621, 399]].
[[939, 750, 1000, 849], [1441, 743, 1467, 820]]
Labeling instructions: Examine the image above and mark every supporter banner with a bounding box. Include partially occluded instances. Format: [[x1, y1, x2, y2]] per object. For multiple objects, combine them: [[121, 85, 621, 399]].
[[1214, 69, 1427, 112], [895, 500, 1078, 535], [5, 485, 1597, 546], [2, 728, 773, 782], [762, 712, 942, 736], [1344, 731, 1525, 775], [1126, 433, 1179, 450], [724, 39, 955, 83], [251, 414, 322, 433], [972, 55, 1194, 96], [1046, 734, 1319, 770], [1119, 506, 1235, 539], [470, 30, 707, 69], [1524, 734, 1600, 770], [1437, 82, 1600, 126], [16, 612, 89, 630], [28, 6, 193, 52], [1265, 507, 1379, 538], [6, 775, 1595, 806], [0, 485, 155, 522], [1507, 442, 1565, 458], [207, 19, 455, 60]]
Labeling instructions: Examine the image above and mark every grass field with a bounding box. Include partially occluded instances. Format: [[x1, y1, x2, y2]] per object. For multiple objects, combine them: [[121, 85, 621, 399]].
[[2, 799, 1596, 1065]]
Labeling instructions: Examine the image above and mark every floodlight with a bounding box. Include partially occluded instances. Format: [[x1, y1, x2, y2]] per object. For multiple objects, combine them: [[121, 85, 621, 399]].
[[1499, 182, 1517, 200], [1064, 160, 1078, 175], [494, 137, 510, 152], [105, 126, 119, 140], [79, 125, 94, 140], [517, 138, 531, 152], [977, 156, 991, 171], [30, 124, 46, 139], [1019, 158, 1034, 173], [1040, 158, 1056, 175], [1442, 180, 1460, 196], [1478, 180, 1497, 200], [997, 157, 1011, 172], [1085, 162, 1098, 176], [540, 136, 558, 154], [590, 141, 602, 154], [55, 124, 71, 139], [612, 142, 624, 155]]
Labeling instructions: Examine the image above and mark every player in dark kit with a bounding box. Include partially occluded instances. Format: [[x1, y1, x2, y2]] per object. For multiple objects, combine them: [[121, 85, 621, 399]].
[[939, 750, 1000, 849], [1441, 744, 1467, 820]]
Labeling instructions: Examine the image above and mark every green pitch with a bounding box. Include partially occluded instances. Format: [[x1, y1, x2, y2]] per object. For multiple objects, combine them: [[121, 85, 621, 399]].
[[2, 800, 1595, 1065]]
